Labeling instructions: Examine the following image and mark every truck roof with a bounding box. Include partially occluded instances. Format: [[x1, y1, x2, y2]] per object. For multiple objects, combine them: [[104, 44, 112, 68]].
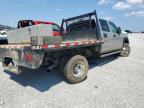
[[17, 20, 57, 29], [34, 21, 56, 25]]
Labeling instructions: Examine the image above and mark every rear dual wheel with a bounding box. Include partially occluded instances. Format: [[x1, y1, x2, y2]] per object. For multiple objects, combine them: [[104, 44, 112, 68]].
[[63, 55, 89, 84]]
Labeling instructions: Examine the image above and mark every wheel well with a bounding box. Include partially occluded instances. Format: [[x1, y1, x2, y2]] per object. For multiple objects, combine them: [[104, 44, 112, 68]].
[[124, 38, 129, 44]]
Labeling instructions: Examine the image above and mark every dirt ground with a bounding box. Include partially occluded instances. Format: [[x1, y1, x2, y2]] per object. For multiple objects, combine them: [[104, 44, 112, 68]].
[[0, 33, 144, 108]]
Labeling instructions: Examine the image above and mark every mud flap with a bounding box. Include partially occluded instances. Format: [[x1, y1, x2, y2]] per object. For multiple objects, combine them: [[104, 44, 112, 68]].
[[2, 61, 22, 74]]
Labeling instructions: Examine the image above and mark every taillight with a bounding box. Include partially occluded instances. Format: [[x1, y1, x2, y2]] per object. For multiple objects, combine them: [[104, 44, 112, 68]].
[[53, 31, 61, 36], [23, 53, 33, 62]]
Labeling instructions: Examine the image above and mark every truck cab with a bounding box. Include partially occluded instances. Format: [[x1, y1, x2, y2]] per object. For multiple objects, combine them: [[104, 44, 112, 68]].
[[98, 19, 124, 54]]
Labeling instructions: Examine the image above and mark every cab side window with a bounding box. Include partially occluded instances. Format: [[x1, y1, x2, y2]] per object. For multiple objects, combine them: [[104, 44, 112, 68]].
[[53, 24, 60, 31], [109, 22, 118, 33], [99, 19, 110, 32]]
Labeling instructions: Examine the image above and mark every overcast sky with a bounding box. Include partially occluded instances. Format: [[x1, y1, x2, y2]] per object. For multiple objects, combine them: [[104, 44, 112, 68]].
[[0, 0, 144, 31]]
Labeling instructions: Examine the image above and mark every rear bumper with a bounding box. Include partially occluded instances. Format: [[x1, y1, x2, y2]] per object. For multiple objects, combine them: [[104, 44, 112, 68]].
[[0, 45, 44, 73]]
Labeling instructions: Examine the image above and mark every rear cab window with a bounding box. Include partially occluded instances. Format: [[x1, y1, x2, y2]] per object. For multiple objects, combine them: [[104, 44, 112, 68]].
[[67, 19, 91, 32], [66, 17, 96, 33], [99, 19, 110, 32]]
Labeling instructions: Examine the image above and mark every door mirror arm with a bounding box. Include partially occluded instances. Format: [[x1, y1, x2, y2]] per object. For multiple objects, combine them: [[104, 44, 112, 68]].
[[117, 27, 121, 34]]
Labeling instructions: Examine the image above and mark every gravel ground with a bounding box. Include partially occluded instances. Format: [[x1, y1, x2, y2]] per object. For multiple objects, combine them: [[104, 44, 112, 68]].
[[0, 33, 144, 108]]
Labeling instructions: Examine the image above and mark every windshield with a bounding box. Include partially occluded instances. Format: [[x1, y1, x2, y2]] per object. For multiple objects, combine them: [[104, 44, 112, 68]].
[[18, 20, 34, 29]]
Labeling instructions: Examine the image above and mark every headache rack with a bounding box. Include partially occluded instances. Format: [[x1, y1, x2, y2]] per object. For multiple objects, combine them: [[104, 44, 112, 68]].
[[61, 10, 101, 42]]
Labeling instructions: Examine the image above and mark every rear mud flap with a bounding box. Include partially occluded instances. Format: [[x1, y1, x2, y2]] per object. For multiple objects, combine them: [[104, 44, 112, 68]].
[[2, 61, 22, 74]]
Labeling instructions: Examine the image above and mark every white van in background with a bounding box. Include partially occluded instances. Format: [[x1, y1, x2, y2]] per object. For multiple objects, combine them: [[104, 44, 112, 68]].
[[0, 30, 8, 44]]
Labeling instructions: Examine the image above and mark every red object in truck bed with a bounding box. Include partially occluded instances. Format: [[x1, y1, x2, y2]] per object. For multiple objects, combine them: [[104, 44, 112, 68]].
[[34, 21, 56, 25]]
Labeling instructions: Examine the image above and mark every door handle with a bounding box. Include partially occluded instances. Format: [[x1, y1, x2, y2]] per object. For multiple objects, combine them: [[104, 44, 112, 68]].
[[113, 34, 116, 37], [104, 33, 108, 38]]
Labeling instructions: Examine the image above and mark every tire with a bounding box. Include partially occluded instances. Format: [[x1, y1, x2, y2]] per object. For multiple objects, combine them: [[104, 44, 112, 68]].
[[63, 55, 89, 84], [59, 56, 71, 73], [120, 43, 131, 57]]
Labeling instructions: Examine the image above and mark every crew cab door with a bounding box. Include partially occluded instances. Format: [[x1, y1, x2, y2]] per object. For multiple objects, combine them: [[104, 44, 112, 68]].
[[99, 19, 116, 53], [108, 21, 123, 50]]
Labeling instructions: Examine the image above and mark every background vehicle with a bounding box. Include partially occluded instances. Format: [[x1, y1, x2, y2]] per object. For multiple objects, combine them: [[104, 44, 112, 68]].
[[17, 20, 61, 36], [0, 30, 8, 44], [125, 30, 133, 33], [0, 11, 130, 84]]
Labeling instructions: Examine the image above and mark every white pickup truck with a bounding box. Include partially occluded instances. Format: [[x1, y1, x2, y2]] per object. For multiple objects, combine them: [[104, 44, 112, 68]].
[[0, 11, 130, 83]]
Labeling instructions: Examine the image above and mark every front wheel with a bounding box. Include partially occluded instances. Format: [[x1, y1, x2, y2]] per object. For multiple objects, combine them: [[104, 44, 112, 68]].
[[120, 43, 131, 57], [63, 55, 89, 84]]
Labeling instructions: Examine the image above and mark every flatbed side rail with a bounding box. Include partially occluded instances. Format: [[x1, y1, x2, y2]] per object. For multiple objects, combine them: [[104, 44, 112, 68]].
[[0, 39, 103, 50], [32, 39, 103, 50]]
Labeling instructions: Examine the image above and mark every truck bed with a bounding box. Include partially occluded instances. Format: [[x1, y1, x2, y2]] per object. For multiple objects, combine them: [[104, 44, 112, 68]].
[[0, 11, 103, 72], [0, 39, 102, 71]]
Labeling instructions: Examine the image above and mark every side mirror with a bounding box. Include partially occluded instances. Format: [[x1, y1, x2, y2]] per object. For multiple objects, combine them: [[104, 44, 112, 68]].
[[117, 27, 121, 34]]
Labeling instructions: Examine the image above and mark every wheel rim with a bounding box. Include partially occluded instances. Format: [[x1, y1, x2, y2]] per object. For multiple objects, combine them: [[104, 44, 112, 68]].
[[123, 44, 129, 55], [72, 63, 85, 77]]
